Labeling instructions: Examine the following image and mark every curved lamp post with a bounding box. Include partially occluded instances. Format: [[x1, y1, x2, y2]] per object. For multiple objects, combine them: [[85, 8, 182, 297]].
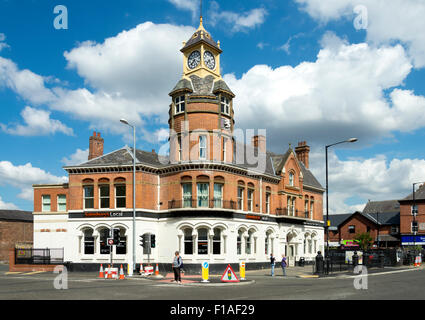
[[120, 119, 136, 275], [325, 138, 358, 260]]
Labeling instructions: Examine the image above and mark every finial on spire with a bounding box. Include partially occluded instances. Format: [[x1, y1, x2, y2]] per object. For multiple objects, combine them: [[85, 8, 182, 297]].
[[200, 0, 203, 27]]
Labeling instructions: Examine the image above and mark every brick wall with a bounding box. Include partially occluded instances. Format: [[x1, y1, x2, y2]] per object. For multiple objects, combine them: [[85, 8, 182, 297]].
[[0, 220, 33, 262], [400, 201, 425, 234]]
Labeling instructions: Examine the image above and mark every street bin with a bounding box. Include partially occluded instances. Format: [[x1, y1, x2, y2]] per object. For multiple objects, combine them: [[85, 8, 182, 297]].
[[315, 252, 324, 275], [299, 257, 305, 267]]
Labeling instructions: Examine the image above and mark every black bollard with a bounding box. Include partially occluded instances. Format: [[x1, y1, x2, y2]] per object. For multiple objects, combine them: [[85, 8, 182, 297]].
[[315, 251, 324, 275]]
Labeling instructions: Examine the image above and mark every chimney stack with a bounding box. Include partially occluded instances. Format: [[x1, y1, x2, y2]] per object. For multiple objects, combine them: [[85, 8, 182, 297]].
[[295, 141, 310, 169], [88, 131, 104, 160], [252, 135, 266, 153]]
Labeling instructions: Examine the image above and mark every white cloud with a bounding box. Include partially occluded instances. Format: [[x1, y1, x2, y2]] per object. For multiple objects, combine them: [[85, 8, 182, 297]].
[[61, 148, 89, 166], [225, 33, 425, 151], [0, 161, 67, 201], [209, 1, 268, 32], [168, 0, 199, 19], [0, 33, 9, 52], [1, 106, 74, 136], [308, 149, 425, 214], [295, 0, 425, 68], [0, 195, 19, 210], [0, 22, 195, 135]]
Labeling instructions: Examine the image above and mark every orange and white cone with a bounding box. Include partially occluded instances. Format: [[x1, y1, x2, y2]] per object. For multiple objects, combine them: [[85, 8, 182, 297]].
[[155, 263, 159, 276], [119, 265, 125, 280], [107, 264, 112, 279], [99, 264, 104, 278], [140, 263, 144, 276]]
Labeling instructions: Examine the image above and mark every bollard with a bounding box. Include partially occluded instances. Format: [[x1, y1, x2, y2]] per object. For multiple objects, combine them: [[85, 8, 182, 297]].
[[315, 251, 324, 275], [201, 261, 209, 283], [240, 261, 246, 280]]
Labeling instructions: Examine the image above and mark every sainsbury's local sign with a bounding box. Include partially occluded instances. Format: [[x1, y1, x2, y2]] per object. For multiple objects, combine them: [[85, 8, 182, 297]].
[[84, 212, 123, 218]]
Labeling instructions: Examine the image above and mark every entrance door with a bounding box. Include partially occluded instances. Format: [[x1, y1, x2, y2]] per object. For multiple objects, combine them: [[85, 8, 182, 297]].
[[288, 245, 295, 267]]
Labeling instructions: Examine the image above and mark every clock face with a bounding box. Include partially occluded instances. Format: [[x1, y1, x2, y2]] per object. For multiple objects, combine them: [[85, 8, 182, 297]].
[[188, 50, 201, 69], [204, 51, 216, 70]]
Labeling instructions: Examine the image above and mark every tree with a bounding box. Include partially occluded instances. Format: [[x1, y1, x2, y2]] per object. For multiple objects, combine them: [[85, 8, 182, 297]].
[[354, 232, 373, 251]]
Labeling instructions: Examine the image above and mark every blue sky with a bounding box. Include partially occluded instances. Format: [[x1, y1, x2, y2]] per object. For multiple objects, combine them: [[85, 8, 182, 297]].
[[1, 0, 425, 213]]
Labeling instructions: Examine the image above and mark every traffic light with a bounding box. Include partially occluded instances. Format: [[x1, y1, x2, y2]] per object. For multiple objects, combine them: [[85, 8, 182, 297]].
[[113, 228, 120, 244], [139, 235, 145, 247], [151, 234, 156, 248]]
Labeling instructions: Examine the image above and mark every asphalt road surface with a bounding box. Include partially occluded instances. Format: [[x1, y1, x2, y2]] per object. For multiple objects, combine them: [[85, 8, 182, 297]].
[[0, 265, 425, 300]]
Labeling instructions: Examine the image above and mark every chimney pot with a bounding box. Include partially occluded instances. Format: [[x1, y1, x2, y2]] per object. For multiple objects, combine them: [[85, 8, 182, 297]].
[[88, 132, 104, 160], [295, 141, 310, 169]]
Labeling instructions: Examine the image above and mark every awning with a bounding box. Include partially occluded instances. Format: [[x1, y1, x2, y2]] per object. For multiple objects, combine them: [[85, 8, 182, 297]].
[[376, 234, 399, 242]]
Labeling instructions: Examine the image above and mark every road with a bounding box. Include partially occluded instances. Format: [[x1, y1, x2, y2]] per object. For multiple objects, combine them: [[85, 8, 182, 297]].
[[0, 265, 424, 300]]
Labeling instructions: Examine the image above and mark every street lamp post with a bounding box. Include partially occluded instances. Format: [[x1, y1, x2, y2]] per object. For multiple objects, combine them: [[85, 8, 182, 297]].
[[325, 138, 358, 263], [120, 119, 136, 275]]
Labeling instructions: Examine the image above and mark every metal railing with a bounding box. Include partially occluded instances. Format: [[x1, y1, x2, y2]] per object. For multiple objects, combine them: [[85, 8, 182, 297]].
[[168, 198, 236, 210], [276, 207, 305, 217], [15, 248, 64, 265]]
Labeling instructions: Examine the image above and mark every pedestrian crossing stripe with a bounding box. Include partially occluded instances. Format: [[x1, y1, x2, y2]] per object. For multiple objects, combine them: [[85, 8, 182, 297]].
[[23, 271, 46, 275], [5, 272, 23, 275]]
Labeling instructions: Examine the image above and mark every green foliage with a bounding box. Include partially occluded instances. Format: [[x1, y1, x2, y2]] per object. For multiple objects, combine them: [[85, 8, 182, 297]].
[[354, 232, 373, 251]]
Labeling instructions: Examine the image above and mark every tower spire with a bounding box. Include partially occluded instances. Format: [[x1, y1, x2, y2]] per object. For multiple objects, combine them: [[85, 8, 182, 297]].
[[200, 0, 203, 27]]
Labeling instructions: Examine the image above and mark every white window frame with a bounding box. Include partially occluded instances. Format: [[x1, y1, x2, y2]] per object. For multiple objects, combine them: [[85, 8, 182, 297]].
[[247, 188, 254, 212], [265, 192, 270, 214], [221, 96, 230, 115], [99, 185, 110, 209], [310, 200, 314, 219], [289, 172, 295, 186], [199, 135, 207, 160], [175, 95, 185, 114], [42, 195, 51, 212], [182, 183, 192, 208], [57, 194, 66, 212], [213, 183, 223, 208], [178, 136, 182, 161], [197, 182, 209, 208], [237, 187, 244, 211], [83, 185, 94, 209], [115, 184, 126, 208]]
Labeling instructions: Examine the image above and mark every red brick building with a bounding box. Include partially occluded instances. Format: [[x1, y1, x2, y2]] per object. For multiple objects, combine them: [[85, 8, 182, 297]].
[[0, 210, 33, 262], [32, 17, 325, 270], [399, 184, 425, 247], [326, 200, 400, 248]]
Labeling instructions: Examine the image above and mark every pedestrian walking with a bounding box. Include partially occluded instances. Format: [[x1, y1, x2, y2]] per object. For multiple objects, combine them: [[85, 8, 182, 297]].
[[270, 253, 276, 276], [281, 254, 287, 277], [172, 251, 183, 284]]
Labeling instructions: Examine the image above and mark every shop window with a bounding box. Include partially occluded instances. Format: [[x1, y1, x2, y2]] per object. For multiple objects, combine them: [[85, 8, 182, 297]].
[[184, 229, 193, 255], [83, 229, 94, 255], [237, 230, 242, 255], [197, 228, 208, 255], [213, 228, 221, 255], [116, 229, 127, 255]]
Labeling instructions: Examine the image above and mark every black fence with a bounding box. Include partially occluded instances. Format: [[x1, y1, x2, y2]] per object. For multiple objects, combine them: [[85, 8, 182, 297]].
[[311, 248, 402, 275], [15, 248, 64, 265]]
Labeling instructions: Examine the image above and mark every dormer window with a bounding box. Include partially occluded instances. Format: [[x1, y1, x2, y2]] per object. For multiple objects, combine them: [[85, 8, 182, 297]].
[[175, 95, 185, 114], [221, 96, 230, 115]]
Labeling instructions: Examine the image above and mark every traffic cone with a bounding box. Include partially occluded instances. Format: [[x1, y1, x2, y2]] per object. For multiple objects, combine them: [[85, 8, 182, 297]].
[[119, 265, 125, 280], [140, 263, 145, 276], [155, 263, 159, 276], [107, 264, 112, 279], [99, 264, 104, 278]]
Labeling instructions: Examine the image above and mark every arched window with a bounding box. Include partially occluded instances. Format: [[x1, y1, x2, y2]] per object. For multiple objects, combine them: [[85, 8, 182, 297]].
[[237, 183, 245, 210], [310, 197, 314, 219], [289, 172, 295, 186], [184, 229, 193, 255], [99, 228, 111, 255], [197, 228, 208, 255], [83, 228, 94, 255], [213, 228, 221, 255], [304, 196, 309, 218], [237, 230, 243, 255]]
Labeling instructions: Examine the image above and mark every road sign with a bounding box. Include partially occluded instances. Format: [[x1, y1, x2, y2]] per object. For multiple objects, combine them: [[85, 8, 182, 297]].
[[221, 264, 240, 283], [107, 238, 114, 246], [201, 261, 209, 283]]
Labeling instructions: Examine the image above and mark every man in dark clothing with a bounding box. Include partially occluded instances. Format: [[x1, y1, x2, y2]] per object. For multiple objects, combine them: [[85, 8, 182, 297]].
[[270, 253, 276, 276], [172, 251, 183, 284]]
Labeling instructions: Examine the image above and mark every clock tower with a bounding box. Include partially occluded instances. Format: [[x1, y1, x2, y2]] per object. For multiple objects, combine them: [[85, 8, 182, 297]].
[[169, 16, 235, 164]]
